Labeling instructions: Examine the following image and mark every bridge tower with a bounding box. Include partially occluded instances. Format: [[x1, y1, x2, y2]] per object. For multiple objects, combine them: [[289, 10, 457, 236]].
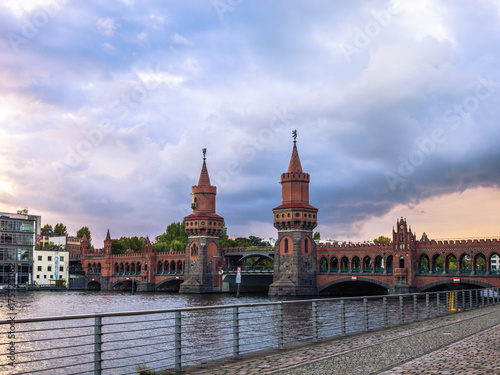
[[392, 217, 417, 293], [179, 149, 224, 293], [269, 131, 319, 296]]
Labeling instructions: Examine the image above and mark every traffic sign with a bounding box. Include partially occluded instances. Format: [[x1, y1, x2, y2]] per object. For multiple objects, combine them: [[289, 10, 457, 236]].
[[236, 273, 241, 284]]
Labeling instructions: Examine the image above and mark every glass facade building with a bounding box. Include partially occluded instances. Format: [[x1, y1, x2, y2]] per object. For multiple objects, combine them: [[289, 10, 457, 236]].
[[0, 209, 41, 285]]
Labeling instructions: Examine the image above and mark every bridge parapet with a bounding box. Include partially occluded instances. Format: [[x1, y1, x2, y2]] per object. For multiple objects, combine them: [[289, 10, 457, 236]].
[[317, 242, 393, 251], [417, 237, 500, 249]]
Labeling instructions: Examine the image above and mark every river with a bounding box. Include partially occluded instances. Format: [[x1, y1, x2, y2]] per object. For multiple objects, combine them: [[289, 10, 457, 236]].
[[0, 290, 272, 319]]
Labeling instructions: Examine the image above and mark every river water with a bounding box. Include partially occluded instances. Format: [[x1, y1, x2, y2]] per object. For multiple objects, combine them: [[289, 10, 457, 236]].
[[0, 290, 272, 320]]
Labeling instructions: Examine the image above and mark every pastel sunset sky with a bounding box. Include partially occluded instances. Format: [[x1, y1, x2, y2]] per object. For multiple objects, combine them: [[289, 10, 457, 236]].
[[1, 0, 500, 244]]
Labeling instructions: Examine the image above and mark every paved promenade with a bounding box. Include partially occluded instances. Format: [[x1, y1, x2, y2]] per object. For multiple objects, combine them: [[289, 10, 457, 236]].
[[186, 304, 500, 374]]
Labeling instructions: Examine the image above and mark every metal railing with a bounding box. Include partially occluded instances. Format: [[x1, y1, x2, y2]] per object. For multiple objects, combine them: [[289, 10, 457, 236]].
[[1, 288, 499, 375]]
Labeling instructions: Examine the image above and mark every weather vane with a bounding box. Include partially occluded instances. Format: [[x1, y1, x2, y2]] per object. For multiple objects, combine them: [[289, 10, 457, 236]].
[[202, 148, 207, 161], [292, 129, 297, 144]]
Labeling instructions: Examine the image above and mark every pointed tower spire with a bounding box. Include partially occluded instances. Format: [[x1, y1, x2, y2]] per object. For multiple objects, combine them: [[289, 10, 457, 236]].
[[198, 148, 211, 186], [105, 229, 111, 241], [288, 130, 303, 173]]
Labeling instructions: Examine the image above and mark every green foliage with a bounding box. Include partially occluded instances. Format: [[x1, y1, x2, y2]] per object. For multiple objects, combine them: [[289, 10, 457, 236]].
[[219, 221, 238, 248], [54, 223, 68, 236], [121, 237, 144, 253], [77, 226, 92, 248], [313, 232, 321, 240], [42, 224, 53, 231], [374, 235, 391, 243], [111, 239, 127, 254], [154, 221, 188, 252]]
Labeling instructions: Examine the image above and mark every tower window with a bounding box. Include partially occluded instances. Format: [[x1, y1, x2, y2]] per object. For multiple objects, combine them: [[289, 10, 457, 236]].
[[284, 239, 289, 253], [304, 238, 309, 254], [191, 244, 199, 257]]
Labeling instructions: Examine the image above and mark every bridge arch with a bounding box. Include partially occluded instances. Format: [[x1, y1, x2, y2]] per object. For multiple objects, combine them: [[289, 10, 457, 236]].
[[417, 278, 498, 292], [318, 277, 391, 296], [330, 256, 339, 272], [111, 278, 139, 291], [474, 253, 487, 274], [87, 280, 101, 290], [156, 277, 184, 291], [318, 257, 328, 272]]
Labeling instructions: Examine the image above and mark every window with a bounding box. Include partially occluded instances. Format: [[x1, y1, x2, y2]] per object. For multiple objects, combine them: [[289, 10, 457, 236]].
[[36, 275, 40, 279], [304, 238, 309, 254], [47, 266, 52, 271], [60, 256, 64, 261], [37, 266, 42, 271], [48, 256, 52, 261], [59, 276, 62, 279], [50, 275, 53, 279], [60, 266, 64, 271], [284, 238, 289, 253], [38, 255, 42, 261]]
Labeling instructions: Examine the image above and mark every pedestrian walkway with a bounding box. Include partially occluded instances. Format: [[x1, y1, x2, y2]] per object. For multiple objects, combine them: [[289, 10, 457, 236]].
[[185, 304, 500, 374]]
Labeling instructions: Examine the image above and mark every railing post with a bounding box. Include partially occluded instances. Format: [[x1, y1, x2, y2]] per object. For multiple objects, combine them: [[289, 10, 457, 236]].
[[277, 304, 284, 349], [462, 290, 465, 311], [340, 299, 346, 336], [446, 292, 450, 313], [383, 297, 388, 329], [399, 296, 404, 323], [174, 311, 182, 372], [413, 294, 418, 322], [469, 290, 473, 310], [232, 307, 240, 359], [436, 292, 440, 315], [481, 290, 485, 306], [454, 291, 458, 313], [425, 293, 430, 318], [312, 302, 319, 342], [94, 316, 102, 375], [363, 298, 368, 331]]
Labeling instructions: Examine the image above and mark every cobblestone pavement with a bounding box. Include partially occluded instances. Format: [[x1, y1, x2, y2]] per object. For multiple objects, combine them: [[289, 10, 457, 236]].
[[185, 304, 500, 375], [379, 323, 500, 374]]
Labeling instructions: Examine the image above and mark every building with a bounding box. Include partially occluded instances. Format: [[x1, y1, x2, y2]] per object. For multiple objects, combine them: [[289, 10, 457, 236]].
[[66, 236, 83, 274], [33, 248, 69, 285], [0, 208, 41, 285]]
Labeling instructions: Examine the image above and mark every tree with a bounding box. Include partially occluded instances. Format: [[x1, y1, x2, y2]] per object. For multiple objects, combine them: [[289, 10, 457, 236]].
[[374, 235, 391, 243], [154, 221, 188, 252], [111, 239, 127, 254], [313, 232, 321, 240], [54, 223, 68, 236], [219, 221, 238, 248], [42, 224, 53, 232], [77, 226, 92, 248]]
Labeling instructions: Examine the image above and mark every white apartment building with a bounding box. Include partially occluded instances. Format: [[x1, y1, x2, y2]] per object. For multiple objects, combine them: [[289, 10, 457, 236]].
[[34, 248, 69, 285]]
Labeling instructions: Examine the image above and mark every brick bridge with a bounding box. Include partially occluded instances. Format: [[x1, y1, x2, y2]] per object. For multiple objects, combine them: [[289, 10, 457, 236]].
[[80, 139, 500, 295]]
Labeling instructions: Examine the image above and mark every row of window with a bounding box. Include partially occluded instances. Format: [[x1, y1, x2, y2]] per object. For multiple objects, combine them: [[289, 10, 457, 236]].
[[36, 266, 64, 272], [0, 248, 32, 261], [0, 233, 34, 245], [0, 219, 34, 233], [35, 274, 63, 279], [276, 213, 316, 219], [36, 255, 64, 261]]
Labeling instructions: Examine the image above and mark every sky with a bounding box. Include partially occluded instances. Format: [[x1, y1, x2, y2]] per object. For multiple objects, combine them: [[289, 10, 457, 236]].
[[1, 0, 500, 245]]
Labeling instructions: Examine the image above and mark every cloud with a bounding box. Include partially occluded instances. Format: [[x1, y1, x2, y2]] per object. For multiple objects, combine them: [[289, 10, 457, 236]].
[[1, 0, 500, 243], [96, 17, 118, 36]]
